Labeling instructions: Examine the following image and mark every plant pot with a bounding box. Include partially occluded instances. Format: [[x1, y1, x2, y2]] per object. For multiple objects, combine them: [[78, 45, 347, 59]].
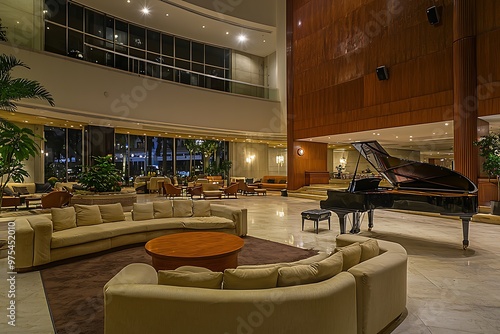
[[491, 201, 500, 215]]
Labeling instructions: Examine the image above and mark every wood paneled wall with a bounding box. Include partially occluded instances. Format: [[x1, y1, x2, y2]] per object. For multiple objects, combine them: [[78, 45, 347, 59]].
[[287, 141, 327, 190]]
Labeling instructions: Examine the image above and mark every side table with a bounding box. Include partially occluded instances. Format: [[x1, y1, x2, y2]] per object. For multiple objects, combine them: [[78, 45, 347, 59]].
[[301, 209, 331, 234]]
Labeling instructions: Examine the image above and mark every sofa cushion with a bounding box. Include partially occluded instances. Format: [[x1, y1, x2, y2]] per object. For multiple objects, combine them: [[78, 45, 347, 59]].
[[74, 204, 103, 226], [51, 207, 77, 231], [51, 224, 113, 248], [360, 239, 380, 262], [335, 242, 361, 271], [12, 186, 30, 195], [237, 252, 329, 270], [153, 201, 173, 218], [277, 263, 319, 287], [182, 218, 235, 231], [223, 267, 278, 290], [132, 203, 154, 221], [266, 179, 275, 184], [137, 218, 187, 231], [158, 269, 223, 289], [3, 187, 16, 196], [35, 182, 53, 193], [173, 200, 193, 217], [99, 203, 125, 223], [316, 251, 343, 281], [193, 201, 211, 217]]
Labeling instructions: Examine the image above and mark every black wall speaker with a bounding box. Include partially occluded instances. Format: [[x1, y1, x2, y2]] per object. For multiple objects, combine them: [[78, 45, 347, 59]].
[[426, 6, 440, 25], [376, 66, 389, 81]]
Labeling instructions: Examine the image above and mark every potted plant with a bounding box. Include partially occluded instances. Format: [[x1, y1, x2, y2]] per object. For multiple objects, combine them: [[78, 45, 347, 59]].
[[474, 132, 500, 214], [0, 18, 7, 42], [78, 156, 122, 193], [0, 54, 54, 211]]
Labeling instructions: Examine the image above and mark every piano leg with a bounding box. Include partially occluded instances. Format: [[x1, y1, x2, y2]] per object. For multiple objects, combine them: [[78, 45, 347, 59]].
[[461, 216, 470, 250], [337, 213, 347, 234], [368, 209, 374, 231], [350, 212, 361, 234]]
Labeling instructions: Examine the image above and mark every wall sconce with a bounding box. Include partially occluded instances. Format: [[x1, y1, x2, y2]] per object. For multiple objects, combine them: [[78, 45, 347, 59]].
[[276, 155, 284, 166], [245, 155, 255, 163], [297, 148, 304, 156], [339, 156, 346, 165]]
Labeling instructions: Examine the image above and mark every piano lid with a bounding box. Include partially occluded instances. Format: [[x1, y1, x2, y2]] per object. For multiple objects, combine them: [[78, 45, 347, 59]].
[[351, 141, 478, 193]]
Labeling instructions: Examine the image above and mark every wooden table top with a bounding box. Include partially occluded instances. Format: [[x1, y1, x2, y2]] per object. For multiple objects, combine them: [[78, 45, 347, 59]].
[[145, 232, 244, 260]]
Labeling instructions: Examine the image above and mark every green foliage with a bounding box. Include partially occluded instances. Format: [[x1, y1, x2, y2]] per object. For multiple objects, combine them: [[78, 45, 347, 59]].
[[474, 132, 500, 200], [0, 54, 55, 112], [78, 156, 122, 192], [0, 19, 7, 42]]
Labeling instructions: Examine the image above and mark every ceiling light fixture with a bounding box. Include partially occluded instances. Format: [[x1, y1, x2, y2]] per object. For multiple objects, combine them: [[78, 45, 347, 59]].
[[238, 34, 247, 42], [141, 7, 150, 15]]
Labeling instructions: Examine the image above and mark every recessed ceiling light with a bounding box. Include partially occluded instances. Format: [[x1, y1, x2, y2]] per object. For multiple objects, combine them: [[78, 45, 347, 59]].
[[226, 32, 229, 35], [202, 25, 205, 28], [141, 7, 150, 15], [263, 40, 266, 43], [165, 13, 169, 16], [238, 34, 247, 42], [127, 0, 130, 3]]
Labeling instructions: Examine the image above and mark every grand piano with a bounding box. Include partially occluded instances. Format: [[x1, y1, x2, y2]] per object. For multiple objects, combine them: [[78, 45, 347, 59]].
[[320, 141, 478, 249]]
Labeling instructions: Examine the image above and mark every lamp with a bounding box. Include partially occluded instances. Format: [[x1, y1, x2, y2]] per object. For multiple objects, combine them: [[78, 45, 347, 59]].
[[297, 148, 304, 156], [276, 155, 284, 166], [339, 156, 346, 165]]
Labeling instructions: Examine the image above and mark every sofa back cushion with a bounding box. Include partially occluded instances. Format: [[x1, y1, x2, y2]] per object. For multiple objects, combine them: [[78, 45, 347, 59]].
[[74, 204, 103, 226], [193, 201, 211, 217], [12, 186, 30, 195], [223, 267, 278, 290], [360, 239, 380, 262], [153, 201, 173, 218], [335, 242, 362, 271], [51, 207, 77, 231], [173, 200, 193, 217], [158, 269, 223, 289], [98, 203, 125, 223], [7, 182, 36, 194], [35, 182, 53, 193], [132, 203, 154, 221], [316, 251, 344, 281]]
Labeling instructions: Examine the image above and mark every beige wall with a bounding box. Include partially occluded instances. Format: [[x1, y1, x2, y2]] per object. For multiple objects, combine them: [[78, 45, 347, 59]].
[[232, 50, 264, 86], [268, 147, 287, 176], [229, 142, 269, 181], [0, 44, 283, 136]]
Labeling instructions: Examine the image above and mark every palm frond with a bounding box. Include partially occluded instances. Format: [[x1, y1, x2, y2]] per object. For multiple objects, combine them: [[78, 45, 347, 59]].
[[0, 54, 29, 76], [1, 78, 55, 108]]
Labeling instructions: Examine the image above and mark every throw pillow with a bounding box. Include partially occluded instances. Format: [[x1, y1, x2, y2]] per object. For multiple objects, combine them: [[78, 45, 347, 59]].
[[74, 204, 103, 226], [360, 239, 380, 262], [158, 270, 223, 289], [277, 263, 320, 287], [98, 203, 125, 223], [278, 179, 287, 184], [12, 186, 30, 195], [153, 201, 173, 218], [35, 182, 53, 193], [132, 203, 154, 221], [223, 267, 278, 290], [193, 201, 211, 217], [173, 200, 193, 217], [51, 207, 77, 231], [3, 187, 16, 197], [315, 251, 343, 281], [335, 242, 362, 271], [266, 179, 275, 184]]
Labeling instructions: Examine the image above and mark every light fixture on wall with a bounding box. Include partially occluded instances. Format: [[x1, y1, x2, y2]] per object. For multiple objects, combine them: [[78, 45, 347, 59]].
[[276, 155, 284, 166], [245, 155, 255, 163], [297, 148, 304, 156], [339, 156, 346, 165]]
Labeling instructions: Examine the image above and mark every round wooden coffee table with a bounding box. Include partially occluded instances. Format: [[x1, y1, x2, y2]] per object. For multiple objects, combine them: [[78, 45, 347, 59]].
[[145, 232, 244, 271]]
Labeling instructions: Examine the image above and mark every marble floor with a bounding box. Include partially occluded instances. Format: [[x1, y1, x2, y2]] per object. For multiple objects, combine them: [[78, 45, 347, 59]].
[[1, 193, 500, 333]]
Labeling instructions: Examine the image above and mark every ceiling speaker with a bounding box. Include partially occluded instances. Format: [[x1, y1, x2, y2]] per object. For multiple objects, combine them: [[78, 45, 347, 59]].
[[376, 66, 389, 81], [426, 6, 440, 25]]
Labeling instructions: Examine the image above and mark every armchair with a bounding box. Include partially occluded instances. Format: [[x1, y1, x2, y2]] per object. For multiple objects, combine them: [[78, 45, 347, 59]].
[[163, 183, 182, 199], [238, 180, 256, 195], [41, 191, 73, 209], [222, 183, 238, 199], [187, 185, 203, 199]]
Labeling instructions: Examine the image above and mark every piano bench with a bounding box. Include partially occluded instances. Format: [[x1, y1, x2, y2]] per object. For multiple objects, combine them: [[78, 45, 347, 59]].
[[301, 209, 331, 234]]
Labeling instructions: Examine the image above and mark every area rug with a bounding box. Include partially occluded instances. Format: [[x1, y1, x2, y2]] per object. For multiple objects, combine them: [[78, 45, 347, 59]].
[[40, 236, 318, 334]]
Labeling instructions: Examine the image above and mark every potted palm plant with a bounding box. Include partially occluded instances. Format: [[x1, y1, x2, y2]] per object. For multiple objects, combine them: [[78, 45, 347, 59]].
[[0, 54, 55, 211], [474, 132, 500, 215], [0, 18, 7, 42]]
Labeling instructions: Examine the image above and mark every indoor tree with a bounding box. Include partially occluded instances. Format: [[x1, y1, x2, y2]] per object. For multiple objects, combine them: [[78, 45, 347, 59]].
[[0, 54, 55, 210], [78, 156, 122, 192], [0, 19, 7, 42], [474, 131, 500, 204]]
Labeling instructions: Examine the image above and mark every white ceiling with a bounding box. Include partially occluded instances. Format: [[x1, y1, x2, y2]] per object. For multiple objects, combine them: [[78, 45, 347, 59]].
[[75, 0, 277, 57]]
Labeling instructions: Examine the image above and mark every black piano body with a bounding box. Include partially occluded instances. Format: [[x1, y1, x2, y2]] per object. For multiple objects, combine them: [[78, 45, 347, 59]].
[[320, 141, 478, 249]]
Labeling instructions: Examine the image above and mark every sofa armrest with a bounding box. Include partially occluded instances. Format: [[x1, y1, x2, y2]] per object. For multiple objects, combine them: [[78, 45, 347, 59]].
[[14, 218, 34, 269], [104, 263, 158, 292], [27, 215, 53, 266], [210, 204, 247, 236], [349, 251, 407, 334]]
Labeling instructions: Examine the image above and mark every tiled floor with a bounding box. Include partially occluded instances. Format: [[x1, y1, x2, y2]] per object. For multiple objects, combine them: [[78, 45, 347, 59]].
[[1, 193, 500, 333]]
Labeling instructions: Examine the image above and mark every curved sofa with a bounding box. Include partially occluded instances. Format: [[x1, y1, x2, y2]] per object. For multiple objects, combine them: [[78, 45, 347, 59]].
[[103, 235, 407, 334], [14, 200, 247, 270]]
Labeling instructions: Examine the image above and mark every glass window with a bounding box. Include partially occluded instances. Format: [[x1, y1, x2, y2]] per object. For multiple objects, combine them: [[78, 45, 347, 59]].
[[129, 24, 145, 49], [68, 3, 83, 30], [192, 63, 205, 87], [129, 135, 146, 178], [162, 34, 173, 56], [192, 42, 204, 63], [86, 9, 105, 38], [115, 134, 129, 185], [224, 49, 231, 68], [115, 54, 129, 71], [85, 45, 106, 65], [44, 127, 67, 182], [175, 37, 190, 60], [67, 129, 83, 182], [161, 57, 174, 81], [45, 23, 66, 56], [175, 59, 191, 84], [147, 30, 160, 53], [205, 45, 225, 68], [115, 20, 128, 46], [44, 0, 66, 25], [68, 30, 83, 58], [106, 17, 114, 42], [129, 48, 145, 74], [147, 53, 161, 78]]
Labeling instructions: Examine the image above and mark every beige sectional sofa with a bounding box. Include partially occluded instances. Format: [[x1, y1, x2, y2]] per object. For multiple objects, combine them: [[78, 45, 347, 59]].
[[14, 200, 247, 270], [103, 235, 407, 334]]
